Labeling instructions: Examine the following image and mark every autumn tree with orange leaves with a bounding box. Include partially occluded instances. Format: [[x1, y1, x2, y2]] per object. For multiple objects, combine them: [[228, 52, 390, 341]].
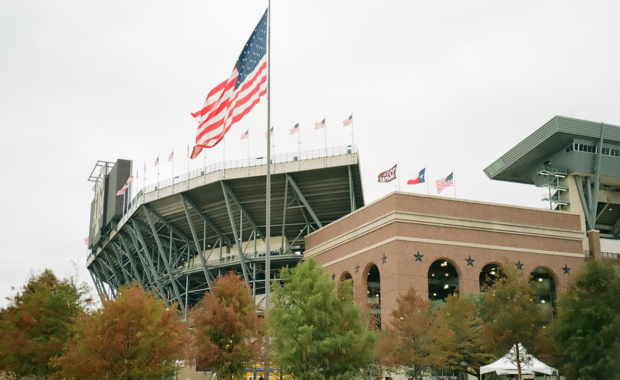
[[0, 269, 91, 379], [52, 285, 189, 380], [189, 272, 262, 380], [376, 287, 454, 379]]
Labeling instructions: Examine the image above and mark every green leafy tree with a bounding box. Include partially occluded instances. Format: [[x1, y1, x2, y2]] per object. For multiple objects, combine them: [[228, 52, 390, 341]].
[[376, 287, 453, 379], [0, 269, 90, 379], [548, 260, 620, 380], [52, 285, 188, 380], [267, 258, 376, 380], [189, 272, 262, 380], [440, 294, 493, 379], [480, 261, 550, 380]]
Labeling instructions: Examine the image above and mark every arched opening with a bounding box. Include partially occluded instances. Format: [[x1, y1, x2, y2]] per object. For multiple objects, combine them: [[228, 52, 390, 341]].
[[366, 264, 381, 328], [428, 259, 459, 300], [479, 263, 501, 292], [530, 268, 557, 312]]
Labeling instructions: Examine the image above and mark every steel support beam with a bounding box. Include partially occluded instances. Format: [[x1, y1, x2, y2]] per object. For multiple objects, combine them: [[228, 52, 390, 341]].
[[181, 196, 213, 291], [281, 175, 289, 252], [144, 208, 186, 310], [180, 193, 231, 246], [111, 242, 132, 285], [221, 181, 265, 241], [117, 235, 145, 289], [592, 123, 605, 225], [101, 249, 123, 289], [574, 175, 595, 230], [124, 227, 156, 293], [286, 174, 323, 229], [130, 221, 169, 304], [221, 182, 250, 283]]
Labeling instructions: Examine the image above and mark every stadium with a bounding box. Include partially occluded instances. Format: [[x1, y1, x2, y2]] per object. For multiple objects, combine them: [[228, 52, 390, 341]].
[[87, 116, 620, 322]]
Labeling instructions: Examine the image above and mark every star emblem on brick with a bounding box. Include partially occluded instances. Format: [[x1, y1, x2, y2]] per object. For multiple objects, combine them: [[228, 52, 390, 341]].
[[562, 265, 571, 274], [331, 273, 336, 280], [355, 264, 360, 273], [381, 254, 387, 264], [414, 252, 423, 262], [465, 256, 475, 266], [516, 260, 524, 270]]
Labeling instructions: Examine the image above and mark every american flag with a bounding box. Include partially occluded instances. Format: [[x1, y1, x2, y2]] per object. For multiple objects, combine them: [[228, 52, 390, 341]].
[[116, 188, 125, 196], [241, 130, 249, 140], [435, 172, 454, 194], [315, 118, 325, 129], [343, 115, 353, 127], [126, 176, 133, 184], [290, 123, 299, 135], [265, 126, 273, 139], [190, 9, 268, 159], [154, 157, 159, 167], [168, 151, 174, 161]]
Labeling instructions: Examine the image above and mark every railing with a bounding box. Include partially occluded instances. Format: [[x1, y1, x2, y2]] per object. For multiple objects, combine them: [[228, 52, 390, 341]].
[[117, 144, 357, 228], [602, 251, 620, 259]]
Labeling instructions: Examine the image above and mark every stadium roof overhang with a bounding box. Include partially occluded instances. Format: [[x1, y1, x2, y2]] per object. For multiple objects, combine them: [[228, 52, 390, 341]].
[[484, 116, 620, 184]]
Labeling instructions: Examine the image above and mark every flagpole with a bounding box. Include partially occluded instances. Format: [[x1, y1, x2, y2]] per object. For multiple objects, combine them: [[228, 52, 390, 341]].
[[426, 165, 429, 195], [397, 161, 400, 192], [187, 145, 190, 189], [298, 121, 301, 170], [265, 0, 272, 313], [265, 2, 272, 379], [351, 114, 354, 149], [203, 149, 206, 184], [172, 151, 175, 192], [157, 156, 160, 198], [453, 168, 457, 198]]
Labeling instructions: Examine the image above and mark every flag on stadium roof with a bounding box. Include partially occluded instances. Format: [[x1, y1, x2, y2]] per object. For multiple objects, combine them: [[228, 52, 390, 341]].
[[343, 115, 353, 127], [168, 151, 174, 162], [265, 126, 274, 139], [190, 9, 268, 159], [407, 168, 426, 185], [241, 130, 249, 140], [154, 157, 159, 167], [290, 123, 299, 135], [436, 172, 454, 194], [116, 188, 125, 196], [126, 176, 133, 184], [315, 118, 326, 129], [378, 164, 397, 183]]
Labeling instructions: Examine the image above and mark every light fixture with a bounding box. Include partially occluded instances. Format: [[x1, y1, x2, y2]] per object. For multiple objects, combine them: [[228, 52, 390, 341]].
[[433, 293, 437, 297], [538, 278, 543, 282], [490, 271, 496, 275], [541, 300, 546, 303], [431, 273, 435, 277], [443, 284, 449, 289], [445, 273, 449, 277]]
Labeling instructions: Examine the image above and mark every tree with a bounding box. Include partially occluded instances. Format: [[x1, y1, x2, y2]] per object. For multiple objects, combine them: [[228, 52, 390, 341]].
[[376, 287, 453, 379], [0, 269, 90, 379], [440, 294, 493, 379], [548, 260, 620, 380], [189, 272, 262, 380], [480, 261, 550, 380], [52, 285, 188, 380], [267, 258, 376, 380]]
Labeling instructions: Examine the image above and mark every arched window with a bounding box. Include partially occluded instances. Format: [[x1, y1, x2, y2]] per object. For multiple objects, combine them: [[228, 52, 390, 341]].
[[366, 264, 381, 328], [479, 263, 501, 292], [339, 272, 353, 297], [428, 259, 459, 300], [530, 268, 557, 311]]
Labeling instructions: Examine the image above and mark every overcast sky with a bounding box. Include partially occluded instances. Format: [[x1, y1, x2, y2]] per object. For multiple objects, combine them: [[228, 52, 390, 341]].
[[1, 1, 620, 306]]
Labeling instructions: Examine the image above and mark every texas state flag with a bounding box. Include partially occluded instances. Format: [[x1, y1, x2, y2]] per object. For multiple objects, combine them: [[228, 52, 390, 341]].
[[407, 168, 426, 185]]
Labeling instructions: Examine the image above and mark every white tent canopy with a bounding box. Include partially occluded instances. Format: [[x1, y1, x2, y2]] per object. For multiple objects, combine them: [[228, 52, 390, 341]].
[[480, 344, 558, 376]]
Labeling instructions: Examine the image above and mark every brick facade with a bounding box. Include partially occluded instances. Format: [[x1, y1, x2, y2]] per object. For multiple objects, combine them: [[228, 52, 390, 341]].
[[305, 192, 586, 325]]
